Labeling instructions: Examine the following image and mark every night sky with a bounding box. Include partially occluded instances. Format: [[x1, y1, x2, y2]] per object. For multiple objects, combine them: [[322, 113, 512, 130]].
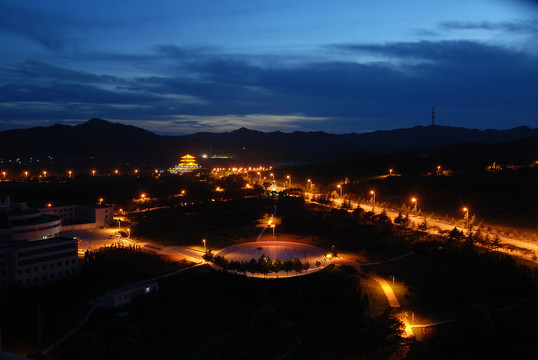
[[1, 0, 537, 134]]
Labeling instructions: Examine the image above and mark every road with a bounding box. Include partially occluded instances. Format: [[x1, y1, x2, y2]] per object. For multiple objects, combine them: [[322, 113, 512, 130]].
[[315, 195, 538, 262]]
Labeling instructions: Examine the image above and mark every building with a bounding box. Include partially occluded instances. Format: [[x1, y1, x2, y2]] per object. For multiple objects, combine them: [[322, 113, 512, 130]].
[[104, 280, 158, 308], [0, 197, 62, 242], [0, 197, 78, 288], [168, 154, 201, 173], [39, 204, 115, 229]]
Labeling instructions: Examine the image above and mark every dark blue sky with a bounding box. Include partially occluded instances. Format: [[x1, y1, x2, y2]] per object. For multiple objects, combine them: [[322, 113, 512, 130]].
[[0, 0, 537, 134]]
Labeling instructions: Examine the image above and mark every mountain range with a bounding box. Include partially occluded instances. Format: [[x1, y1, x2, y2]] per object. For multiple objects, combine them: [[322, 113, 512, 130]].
[[0, 118, 537, 169]]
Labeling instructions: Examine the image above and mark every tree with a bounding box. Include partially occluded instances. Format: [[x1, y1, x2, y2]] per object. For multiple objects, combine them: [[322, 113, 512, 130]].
[[493, 233, 501, 249], [293, 258, 303, 274], [202, 249, 213, 262], [69, 331, 107, 360], [449, 227, 465, 242]]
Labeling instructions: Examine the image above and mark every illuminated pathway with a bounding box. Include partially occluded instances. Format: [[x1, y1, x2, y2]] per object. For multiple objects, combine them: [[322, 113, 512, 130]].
[[333, 258, 414, 338]]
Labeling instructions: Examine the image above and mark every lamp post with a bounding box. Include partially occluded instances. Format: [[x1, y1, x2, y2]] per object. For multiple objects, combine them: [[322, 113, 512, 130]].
[[2, 171, 5, 180], [463, 207, 470, 228], [127, 228, 130, 239], [202, 239, 206, 253], [99, 198, 103, 205], [271, 224, 275, 241], [411, 197, 417, 215], [43, 171, 47, 178], [337, 184, 342, 197], [389, 168, 393, 176], [92, 169, 96, 176], [68, 170, 72, 178], [370, 190, 376, 211], [286, 175, 291, 188]]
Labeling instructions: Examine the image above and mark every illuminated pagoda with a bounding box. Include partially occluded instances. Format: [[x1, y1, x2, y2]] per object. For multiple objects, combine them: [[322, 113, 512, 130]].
[[168, 154, 201, 174]]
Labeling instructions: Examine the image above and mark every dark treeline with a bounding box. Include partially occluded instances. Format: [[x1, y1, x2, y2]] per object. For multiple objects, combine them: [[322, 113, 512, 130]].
[[58, 266, 408, 360]]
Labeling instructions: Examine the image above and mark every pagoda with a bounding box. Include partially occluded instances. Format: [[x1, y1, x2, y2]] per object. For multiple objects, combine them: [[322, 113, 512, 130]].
[[168, 154, 201, 173]]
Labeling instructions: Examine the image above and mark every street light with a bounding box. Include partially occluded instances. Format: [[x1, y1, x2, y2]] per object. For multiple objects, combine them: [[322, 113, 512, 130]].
[[389, 169, 393, 176], [271, 224, 276, 241], [43, 171, 47, 178], [127, 228, 130, 239], [99, 198, 103, 205], [337, 184, 342, 197], [141, 193, 146, 201], [463, 207, 470, 228], [2, 171, 6, 180], [411, 197, 417, 215], [92, 169, 96, 176], [114, 169, 119, 175], [202, 239, 206, 253], [68, 170, 72, 178], [286, 175, 291, 187], [370, 190, 376, 211]]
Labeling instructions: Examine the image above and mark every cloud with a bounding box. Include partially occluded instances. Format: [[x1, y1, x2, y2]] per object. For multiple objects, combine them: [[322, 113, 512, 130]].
[[1, 38, 537, 133], [440, 19, 538, 33]]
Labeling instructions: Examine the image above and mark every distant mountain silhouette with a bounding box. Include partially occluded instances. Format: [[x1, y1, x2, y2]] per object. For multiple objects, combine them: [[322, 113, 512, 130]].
[[189, 125, 538, 156], [0, 119, 536, 168]]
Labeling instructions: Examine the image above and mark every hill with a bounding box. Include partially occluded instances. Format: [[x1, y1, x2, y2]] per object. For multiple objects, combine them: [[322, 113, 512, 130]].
[[0, 119, 536, 168]]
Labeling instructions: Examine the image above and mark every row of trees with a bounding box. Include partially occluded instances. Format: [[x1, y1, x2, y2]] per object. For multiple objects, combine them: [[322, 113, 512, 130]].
[[203, 251, 320, 277]]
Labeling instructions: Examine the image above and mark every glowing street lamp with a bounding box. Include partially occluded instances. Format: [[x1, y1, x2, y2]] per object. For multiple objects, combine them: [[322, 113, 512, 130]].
[[411, 198, 417, 215], [134, 169, 139, 174], [43, 171, 47, 178], [114, 169, 119, 175], [24, 171, 29, 178], [286, 175, 291, 187], [99, 198, 104, 205], [47, 203, 52, 207], [92, 169, 96, 176], [370, 190, 376, 210], [389, 168, 393, 176], [337, 184, 342, 197], [2, 171, 6, 180], [202, 239, 206, 253], [127, 228, 130, 239], [68, 170, 72, 178], [463, 207, 470, 228], [271, 224, 276, 241]]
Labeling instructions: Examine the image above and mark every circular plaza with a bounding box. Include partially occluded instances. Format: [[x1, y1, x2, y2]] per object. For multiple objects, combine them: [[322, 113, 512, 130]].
[[214, 241, 330, 278]]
